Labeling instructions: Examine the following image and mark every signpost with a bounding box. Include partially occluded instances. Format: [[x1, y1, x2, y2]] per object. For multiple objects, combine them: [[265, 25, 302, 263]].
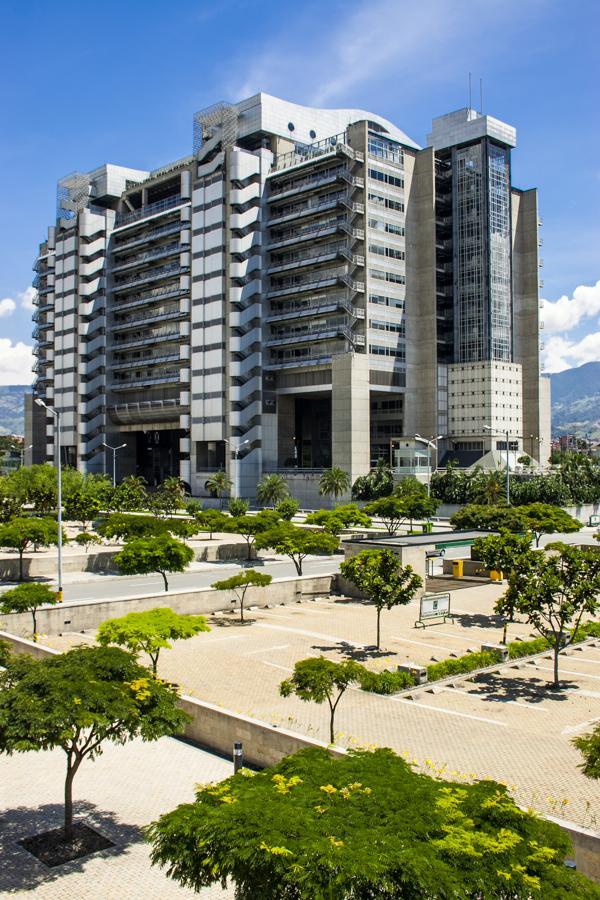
[[414, 591, 453, 629]]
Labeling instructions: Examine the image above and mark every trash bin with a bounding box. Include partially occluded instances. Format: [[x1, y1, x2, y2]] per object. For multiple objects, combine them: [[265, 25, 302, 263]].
[[489, 569, 503, 582], [452, 559, 464, 578], [422, 522, 433, 534]]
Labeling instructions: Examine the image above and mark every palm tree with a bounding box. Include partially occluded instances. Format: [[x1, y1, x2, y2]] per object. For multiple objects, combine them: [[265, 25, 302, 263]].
[[205, 470, 232, 510], [256, 474, 289, 507], [319, 467, 350, 504]]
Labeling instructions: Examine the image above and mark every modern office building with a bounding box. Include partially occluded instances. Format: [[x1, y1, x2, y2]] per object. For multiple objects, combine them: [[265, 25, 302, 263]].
[[27, 93, 550, 503]]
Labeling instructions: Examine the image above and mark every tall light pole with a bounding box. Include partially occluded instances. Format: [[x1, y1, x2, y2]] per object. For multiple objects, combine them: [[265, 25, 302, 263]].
[[484, 425, 512, 504], [414, 434, 444, 497], [102, 442, 127, 487], [20, 443, 33, 467], [224, 439, 250, 499], [34, 398, 62, 600]]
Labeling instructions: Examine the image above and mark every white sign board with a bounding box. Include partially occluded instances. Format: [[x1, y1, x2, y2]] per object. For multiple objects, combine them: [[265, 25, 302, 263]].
[[420, 592, 451, 620]]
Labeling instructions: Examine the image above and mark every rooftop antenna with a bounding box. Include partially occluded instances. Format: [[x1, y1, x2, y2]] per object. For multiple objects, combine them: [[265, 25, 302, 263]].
[[468, 72, 472, 110], [480, 78, 484, 114]]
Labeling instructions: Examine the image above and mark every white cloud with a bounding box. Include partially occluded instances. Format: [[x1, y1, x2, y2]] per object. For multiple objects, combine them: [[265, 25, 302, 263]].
[[0, 298, 16, 317], [541, 280, 600, 333], [18, 286, 36, 310], [0, 340, 34, 386], [542, 331, 600, 373]]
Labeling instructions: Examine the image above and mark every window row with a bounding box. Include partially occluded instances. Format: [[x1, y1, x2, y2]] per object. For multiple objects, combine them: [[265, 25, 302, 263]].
[[368, 168, 404, 189]]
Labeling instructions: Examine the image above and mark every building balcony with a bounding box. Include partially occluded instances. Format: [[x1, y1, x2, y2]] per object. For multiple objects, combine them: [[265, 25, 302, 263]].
[[109, 398, 187, 425], [111, 284, 187, 313], [112, 351, 181, 372], [111, 305, 186, 331], [114, 195, 187, 229], [266, 321, 365, 349], [271, 132, 364, 174], [112, 221, 182, 255], [268, 193, 364, 228], [111, 370, 182, 390], [110, 242, 183, 274], [268, 241, 364, 274], [268, 268, 364, 300], [112, 262, 186, 294], [268, 167, 364, 203], [263, 347, 348, 371], [110, 329, 181, 352], [267, 294, 365, 324]]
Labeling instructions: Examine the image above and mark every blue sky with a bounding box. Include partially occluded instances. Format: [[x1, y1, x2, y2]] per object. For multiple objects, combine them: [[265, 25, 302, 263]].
[[0, 0, 598, 381]]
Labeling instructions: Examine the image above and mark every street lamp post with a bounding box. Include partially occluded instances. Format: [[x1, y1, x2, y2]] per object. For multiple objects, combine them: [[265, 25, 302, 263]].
[[224, 439, 250, 499], [414, 434, 444, 497], [484, 425, 511, 504], [20, 443, 33, 467], [102, 442, 127, 488], [34, 398, 62, 600]]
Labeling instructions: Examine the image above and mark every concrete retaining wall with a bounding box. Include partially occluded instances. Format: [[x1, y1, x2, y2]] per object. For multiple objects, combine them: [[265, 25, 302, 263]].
[[0, 574, 335, 637], [1, 630, 598, 884]]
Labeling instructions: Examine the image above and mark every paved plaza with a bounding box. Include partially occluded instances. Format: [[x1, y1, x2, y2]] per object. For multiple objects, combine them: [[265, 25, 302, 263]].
[[45, 580, 600, 831], [0, 736, 234, 899]]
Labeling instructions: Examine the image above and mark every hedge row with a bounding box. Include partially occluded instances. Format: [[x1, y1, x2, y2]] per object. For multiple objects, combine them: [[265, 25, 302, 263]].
[[508, 620, 600, 660], [426, 650, 503, 682], [358, 668, 415, 694]]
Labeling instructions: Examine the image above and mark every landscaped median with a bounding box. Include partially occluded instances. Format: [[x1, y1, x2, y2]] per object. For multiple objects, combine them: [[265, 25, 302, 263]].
[[358, 620, 600, 694]]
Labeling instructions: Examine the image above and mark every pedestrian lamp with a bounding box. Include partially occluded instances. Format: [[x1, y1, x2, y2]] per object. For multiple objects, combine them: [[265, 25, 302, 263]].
[[34, 398, 62, 601], [414, 434, 444, 497], [224, 439, 250, 499], [102, 442, 127, 488], [20, 443, 33, 467]]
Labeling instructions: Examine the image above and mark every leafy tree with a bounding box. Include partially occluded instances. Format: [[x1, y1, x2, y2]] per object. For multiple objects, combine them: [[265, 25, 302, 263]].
[[518, 454, 532, 467], [74, 532, 103, 553], [211, 570, 272, 624], [205, 470, 232, 510], [97, 607, 210, 674], [449, 504, 526, 533], [305, 504, 371, 536], [351, 459, 394, 501], [147, 747, 597, 900], [0, 517, 64, 581], [111, 475, 148, 512], [114, 536, 194, 591], [0, 646, 188, 841], [318, 467, 350, 503], [275, 497, 300, 520], [225, 514, 272, 560], [256, 473, 289, 507], [63, 490, 101, 531], [516, 503, 583, 547], [148, 477, 186, 519], [228, 497, 249, 518], [574, 725, 600, 780], [472, 530, 533, 577], [400, 494, 439, 531], [470, 470, 506, 506], [97, 513, 168, 542], [194, 509, 230, 540], [430, 461, 474, 504], [254, 523, 338, 576], [0, 583, 61, 642], [340, 548, 422, 649], [0, 477, 22, 523], [280, 657, 363, 744], [185, 498, 203, 516], [363, 496, 408, 535], [495, 545, 600, 685]]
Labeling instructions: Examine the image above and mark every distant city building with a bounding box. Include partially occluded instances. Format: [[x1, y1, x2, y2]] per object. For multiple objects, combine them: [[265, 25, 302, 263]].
[[27, 94, 550, 502]]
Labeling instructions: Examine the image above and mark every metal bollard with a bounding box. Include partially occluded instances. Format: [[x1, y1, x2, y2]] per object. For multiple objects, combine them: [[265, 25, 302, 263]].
[[233, 741, 243, 773]]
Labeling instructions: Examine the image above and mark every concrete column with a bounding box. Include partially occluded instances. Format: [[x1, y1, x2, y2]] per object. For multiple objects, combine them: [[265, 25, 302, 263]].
[[331, 353, 370, 483]]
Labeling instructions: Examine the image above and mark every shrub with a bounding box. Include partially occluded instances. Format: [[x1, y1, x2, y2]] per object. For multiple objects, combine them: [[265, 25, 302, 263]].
[[427, 650, 502, 682], [358, 668, 414, 694], [507, 637, 551, 659]]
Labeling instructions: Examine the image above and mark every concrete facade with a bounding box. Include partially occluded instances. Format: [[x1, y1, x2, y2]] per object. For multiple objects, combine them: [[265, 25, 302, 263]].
[[28, 95, 549, 503]]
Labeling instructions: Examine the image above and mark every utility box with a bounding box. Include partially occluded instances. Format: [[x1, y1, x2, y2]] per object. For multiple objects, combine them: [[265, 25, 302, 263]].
[[452, 559, 464, 578], [398, 663, 428, 685], [481, 643, 508, 662]]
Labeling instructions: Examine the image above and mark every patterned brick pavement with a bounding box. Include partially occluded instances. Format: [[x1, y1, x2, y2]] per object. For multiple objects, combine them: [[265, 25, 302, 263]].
[[0, 737, 235, 899]]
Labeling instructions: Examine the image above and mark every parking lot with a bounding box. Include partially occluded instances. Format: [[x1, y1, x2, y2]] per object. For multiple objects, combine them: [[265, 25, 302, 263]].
[[44, 579, 600, 829]]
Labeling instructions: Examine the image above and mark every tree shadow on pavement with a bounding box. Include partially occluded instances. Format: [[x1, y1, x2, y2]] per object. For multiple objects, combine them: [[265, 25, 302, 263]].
[[0, 800, 143, 893], [453, 612, 511, 630], [466, 672, 576, 704], [310, 641, 398, 662]]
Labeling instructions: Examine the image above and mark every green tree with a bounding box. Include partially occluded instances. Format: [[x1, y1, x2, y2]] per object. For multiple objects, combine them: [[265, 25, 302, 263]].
[[111, 475, 148, 512], [0, 517, 63, 581], [470, 470, 505, 506], [97, 513, 169, 542], [495, 545, 600, 685], [0, 476, 22, 522], [97, 607, 210, 674], [363, 496, 408, 535], [254, 523, 338, 576], [318, 467, 350, 503], [280, 657, 363, 744], [211, 570, 273, 624], [205, 470, 232, 510], [147, 747, 598, 900], [256, 473, 289, 507], [340, 548, 422, 649], [0, 646, 188, 842], [225, 515, 268, 560], [0, 583, 61, 642], [472, 530, 533, 578], [74, 532, 103, 553], [114, 536, 194, 591], [228, 497, 249, 518], [305, 504, 371, 536], [351, 459, 394, 501], [148, 477, 186, 518], [275, 497, 300, 521], [400, 494, 439, 531], [516, 503, 583, 547], [63, 490, 101, 531], [449, 504, 527, 533], [194, 509, 230, 540], [574, 725, 600, 780]]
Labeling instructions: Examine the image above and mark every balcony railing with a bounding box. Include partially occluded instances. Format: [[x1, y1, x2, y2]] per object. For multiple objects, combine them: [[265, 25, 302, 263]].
[[112, 351, 181, 372], [112, 220, 182, 255], [111, 306, 185, 331], [268, 192, 363, 226], [267, 294, 365, 323], [110, 329, 181, 351], [112, 262, 184, 294], [114, 195, 187, 228], [271, 132, 364, 173], [112, 370, 182, 389], [268, 268, 364, 299], [111, 242, 182, 273], [111, 284, 187, 312]]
